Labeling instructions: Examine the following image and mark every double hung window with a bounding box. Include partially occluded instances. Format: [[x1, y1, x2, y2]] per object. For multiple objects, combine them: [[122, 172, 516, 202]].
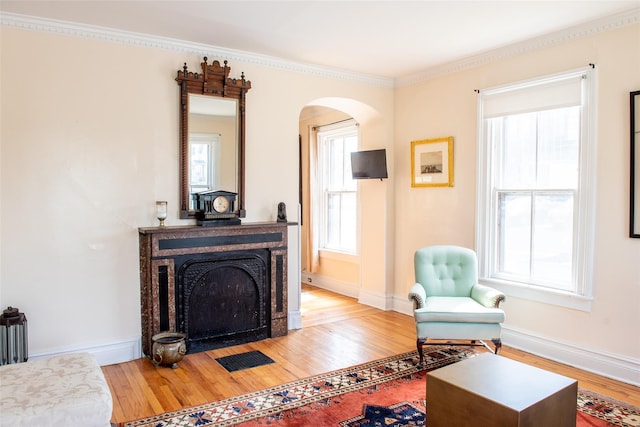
[[317, 122, 358, 254], [476, 68, 596, 310]]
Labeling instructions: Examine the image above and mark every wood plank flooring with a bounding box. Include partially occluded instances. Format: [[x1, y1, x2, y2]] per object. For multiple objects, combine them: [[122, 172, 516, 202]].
[[102, 284, 639, 424]]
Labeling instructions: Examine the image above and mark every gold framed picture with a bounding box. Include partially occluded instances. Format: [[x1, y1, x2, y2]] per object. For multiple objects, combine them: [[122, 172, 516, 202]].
[[411, 136, 454, 187]]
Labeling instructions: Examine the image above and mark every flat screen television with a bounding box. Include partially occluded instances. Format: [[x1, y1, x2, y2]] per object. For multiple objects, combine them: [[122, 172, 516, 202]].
[[350, 149, 388, 180]]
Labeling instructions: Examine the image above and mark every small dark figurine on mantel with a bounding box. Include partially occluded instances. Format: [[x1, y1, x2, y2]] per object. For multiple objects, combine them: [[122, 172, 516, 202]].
[[277, 202, 287, 222]]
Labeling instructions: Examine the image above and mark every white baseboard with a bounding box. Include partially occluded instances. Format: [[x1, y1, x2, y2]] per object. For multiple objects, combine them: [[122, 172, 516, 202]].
[[502, 327, 640, 387], [301, 272, 359, 298], [393, 295, 414, 316], [288, 310, 302, 330], [27, 312, 304, 366], [301, 272, 391, 310], [358, 288, 391, 310], [28, 337, 142, 366], [24, 311, 300, 367]]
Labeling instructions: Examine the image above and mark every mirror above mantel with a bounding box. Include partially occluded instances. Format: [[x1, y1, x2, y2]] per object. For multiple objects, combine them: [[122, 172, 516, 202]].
[[176, 57, 251, 220]]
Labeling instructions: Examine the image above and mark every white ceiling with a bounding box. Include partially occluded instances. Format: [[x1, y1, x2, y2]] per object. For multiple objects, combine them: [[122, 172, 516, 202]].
[[1, 1, 639, 79]]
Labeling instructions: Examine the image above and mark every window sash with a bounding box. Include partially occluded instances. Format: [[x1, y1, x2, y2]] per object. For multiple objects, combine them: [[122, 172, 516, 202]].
[[493, 190, 575, 291], [317, 123, 358, 254]]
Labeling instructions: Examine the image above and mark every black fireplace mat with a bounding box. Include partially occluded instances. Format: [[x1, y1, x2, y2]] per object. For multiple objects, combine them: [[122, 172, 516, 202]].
[[215, 350, 275, 372]]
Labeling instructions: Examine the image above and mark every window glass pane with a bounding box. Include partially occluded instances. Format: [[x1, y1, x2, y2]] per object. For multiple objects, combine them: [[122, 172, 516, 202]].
[[328, 137, 344, 189], [499, 114, 537, 189], [532, 193, 574, 288], [344, 135, 358, 191], [325, 193, 341, 249], [537, 107, 580, 189], [498, 192, 531, 276], [325, 135, 358, 191], [340, 192, 357, 252], [190, 143, 209, 186]]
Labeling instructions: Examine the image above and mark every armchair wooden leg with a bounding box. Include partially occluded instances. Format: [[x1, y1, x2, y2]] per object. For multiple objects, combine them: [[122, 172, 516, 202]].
[[492, 338, 502, 354], [417, 338, 426, 366]]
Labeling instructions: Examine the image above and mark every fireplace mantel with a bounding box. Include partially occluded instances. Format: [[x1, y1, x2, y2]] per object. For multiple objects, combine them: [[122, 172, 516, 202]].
[[138, 222, 289, 356]]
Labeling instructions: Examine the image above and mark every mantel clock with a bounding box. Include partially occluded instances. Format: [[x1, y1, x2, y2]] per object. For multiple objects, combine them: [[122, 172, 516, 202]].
[[192, 190, 240, 226]]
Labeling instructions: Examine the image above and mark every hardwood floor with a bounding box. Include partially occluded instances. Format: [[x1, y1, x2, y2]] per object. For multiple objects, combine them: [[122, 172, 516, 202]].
[[102, 284, 640, 424]]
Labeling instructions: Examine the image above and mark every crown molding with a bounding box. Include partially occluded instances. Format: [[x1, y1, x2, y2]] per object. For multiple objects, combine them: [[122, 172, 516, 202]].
[[395, 7, 640, 87], [0, 11, 394, 88], [2, 8, 638, 89]]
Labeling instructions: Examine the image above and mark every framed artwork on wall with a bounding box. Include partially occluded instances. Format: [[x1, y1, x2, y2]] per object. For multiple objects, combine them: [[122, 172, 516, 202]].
[[630, 90, 640, 238], [411, 136, 454, 187]]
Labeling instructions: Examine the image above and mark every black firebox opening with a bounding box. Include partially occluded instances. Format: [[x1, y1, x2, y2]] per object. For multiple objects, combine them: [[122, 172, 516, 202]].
[[176, 250, 269, 353]]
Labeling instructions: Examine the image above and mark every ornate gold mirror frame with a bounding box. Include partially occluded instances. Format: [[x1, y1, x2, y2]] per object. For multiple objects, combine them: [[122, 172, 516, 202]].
[[176, 57, 251, 219]]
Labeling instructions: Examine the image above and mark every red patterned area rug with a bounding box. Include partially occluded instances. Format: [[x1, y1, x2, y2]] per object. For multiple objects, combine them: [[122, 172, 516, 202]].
[[120, 347, 639, 427]]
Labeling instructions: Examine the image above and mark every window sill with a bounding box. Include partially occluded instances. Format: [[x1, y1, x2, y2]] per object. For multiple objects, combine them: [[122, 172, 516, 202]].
[[318, 249, 358, 263], [479, 277, 593, 312]]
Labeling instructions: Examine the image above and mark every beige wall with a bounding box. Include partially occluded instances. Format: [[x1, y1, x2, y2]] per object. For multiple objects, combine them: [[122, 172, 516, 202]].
[[394, 24, 640, 363], [0, 26, 394, 362]]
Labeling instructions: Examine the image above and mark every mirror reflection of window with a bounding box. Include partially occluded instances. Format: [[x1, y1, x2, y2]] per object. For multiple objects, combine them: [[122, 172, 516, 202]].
[[189, 133, 220, 209]]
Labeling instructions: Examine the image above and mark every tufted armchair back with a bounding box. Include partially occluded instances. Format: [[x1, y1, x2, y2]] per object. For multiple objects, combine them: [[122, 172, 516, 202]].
[[414, 245, 478, 298]]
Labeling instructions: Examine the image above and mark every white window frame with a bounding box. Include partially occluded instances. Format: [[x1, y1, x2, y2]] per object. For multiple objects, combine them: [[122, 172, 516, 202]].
[[475, 67, 597, 312], [317, 120, 359, 255]]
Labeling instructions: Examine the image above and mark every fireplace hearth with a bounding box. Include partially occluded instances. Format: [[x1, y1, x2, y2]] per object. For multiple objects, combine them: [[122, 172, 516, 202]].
[[139, 223, 288, 357]]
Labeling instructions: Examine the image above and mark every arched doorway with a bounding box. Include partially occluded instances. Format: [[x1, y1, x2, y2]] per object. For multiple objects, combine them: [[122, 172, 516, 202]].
[[297, 99, 393, 324]]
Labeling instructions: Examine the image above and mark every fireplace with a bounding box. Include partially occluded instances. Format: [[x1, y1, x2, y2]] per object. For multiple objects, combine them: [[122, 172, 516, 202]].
[[138, 223, 288, 357]]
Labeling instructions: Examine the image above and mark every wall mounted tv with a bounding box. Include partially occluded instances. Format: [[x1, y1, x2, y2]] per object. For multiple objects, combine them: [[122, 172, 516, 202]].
[[350, 149, 388, 180]]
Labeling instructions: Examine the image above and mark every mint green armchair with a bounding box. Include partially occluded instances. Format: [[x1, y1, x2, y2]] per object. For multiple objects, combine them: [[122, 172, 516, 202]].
[[408, 245, 506, 365]]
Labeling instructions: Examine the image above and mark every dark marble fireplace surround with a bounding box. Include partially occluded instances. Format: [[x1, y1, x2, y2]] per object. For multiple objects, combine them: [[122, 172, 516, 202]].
[[138, 223, 288, 357]]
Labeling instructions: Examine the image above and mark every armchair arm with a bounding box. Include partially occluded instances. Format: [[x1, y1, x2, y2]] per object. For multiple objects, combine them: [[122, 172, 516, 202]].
[[408, 283, 427, 309], [471, 283, 506, 308]]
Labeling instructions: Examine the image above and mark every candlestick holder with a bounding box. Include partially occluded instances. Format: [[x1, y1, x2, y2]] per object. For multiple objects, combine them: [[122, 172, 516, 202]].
[[156, 201, 168, 227]]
